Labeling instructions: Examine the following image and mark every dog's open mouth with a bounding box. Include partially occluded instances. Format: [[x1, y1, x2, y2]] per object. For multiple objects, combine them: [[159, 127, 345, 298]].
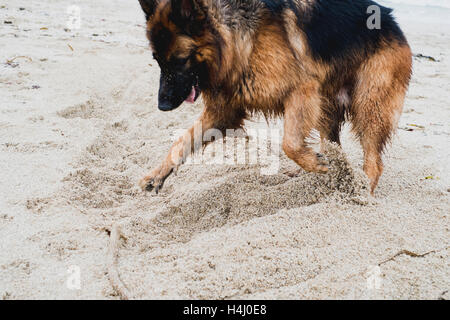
[[185, 85, 201, 104]]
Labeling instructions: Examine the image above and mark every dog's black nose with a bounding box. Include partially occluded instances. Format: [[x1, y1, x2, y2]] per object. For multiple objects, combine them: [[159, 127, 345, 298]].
[[158, 100, 175, 112]]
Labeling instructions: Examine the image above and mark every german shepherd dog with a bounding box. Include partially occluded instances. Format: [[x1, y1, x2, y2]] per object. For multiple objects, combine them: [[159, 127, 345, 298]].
[[137, 0, 412, 195]]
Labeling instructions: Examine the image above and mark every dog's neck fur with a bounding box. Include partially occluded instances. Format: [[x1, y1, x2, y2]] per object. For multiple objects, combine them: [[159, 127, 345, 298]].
[[202, 1, 267, 90]]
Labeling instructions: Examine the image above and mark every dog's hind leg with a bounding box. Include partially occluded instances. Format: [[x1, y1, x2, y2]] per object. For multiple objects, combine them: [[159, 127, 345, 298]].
[[139, 107, 246, 193], [350, 45, 412, 194], [319, 103, 346, 154], [318, 85, 352, 152], [283, 82, 329, 175], [320, 120, 342, 146]]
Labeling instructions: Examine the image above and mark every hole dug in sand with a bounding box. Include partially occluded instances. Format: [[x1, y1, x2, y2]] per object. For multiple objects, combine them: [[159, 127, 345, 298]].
[[108, 142, 370, 299]]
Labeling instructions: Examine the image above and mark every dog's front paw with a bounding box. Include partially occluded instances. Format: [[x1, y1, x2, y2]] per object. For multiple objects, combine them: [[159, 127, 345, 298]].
[[283, 152, 329, 177], [139, 176, 164, 194], [139, 166, 172, 194], [315, 153, 329, 173]]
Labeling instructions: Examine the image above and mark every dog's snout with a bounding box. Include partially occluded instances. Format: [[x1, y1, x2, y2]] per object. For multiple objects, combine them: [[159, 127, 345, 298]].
[[157, 71, 197, 112]]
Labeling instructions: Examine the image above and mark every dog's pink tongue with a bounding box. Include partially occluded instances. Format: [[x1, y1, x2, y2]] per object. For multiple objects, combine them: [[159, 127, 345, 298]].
[[185, 86, 196, 103]]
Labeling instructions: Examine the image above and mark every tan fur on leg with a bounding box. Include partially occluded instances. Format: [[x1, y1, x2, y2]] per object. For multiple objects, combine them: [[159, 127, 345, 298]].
[[139, 107, 246, 193], [282, 82, 328, 174]]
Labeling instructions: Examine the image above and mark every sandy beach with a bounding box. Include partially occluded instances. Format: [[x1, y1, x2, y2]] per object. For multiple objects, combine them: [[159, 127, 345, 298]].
[[0, 0, 448, 299]]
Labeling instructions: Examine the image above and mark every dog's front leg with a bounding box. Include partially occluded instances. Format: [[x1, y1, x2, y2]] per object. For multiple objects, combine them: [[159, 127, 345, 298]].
[[139, 107, 238, 193], [282, 82, 329, 175]]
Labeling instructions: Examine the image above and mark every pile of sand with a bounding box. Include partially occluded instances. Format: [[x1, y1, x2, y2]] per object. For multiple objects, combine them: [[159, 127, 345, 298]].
[[105, 141, 372, 299], [44, 92, 371, 298]]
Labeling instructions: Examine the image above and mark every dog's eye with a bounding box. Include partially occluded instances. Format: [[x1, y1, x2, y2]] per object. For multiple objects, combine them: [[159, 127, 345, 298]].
[[173, 57, 189, 66]]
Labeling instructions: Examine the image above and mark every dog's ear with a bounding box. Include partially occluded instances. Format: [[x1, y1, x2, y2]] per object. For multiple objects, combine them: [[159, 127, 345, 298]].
[[171, 0, 208, 25], [138, 0, 159, 20]]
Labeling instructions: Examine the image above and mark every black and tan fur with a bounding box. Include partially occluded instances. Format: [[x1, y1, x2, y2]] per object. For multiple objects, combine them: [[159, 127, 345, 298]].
[[137, 0, 412, 195]]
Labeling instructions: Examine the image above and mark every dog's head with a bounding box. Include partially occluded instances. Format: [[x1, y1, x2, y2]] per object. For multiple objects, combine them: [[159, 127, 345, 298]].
[[139, 0, 221, 111]]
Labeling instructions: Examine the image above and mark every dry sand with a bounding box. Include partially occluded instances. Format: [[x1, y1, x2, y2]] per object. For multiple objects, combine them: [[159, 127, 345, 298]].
[[0, 0, 449, 299]]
